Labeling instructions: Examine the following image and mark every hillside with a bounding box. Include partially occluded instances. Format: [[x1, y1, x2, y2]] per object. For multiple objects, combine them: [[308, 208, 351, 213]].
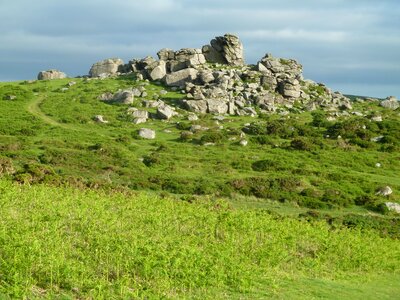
[[1, 33, 400, 298]]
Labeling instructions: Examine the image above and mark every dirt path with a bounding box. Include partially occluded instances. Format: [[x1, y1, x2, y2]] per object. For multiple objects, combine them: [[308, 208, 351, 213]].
[[25, 94, 110, 138], [26, 95, 66, 128]]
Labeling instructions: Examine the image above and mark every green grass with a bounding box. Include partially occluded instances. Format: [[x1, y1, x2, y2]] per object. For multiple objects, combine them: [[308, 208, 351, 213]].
[[0, 180, 399, 299]]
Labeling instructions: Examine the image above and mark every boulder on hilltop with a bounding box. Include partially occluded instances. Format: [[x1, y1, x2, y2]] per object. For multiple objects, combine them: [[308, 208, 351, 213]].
[[89, 58, 124, 78], [37, 69, 67, 80]]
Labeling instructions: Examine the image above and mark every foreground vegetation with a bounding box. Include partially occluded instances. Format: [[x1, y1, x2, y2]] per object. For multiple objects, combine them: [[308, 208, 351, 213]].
[[0, 180, 399, 299]]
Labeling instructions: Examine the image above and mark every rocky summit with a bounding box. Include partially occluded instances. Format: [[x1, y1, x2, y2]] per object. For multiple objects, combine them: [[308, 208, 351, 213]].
[[83, 33, 355, 117], [37, 69, 67, 80]]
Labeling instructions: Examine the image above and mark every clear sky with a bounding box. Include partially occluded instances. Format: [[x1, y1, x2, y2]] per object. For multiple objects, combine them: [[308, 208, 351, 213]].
[[1, 0, 399, 98]]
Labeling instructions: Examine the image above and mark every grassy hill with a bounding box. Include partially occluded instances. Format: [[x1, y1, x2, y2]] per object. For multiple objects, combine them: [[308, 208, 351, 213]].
[[0, 75, 400, 298]]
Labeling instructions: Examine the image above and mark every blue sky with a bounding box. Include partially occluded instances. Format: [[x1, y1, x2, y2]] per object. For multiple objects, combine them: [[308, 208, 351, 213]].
[[1, 0, 399, 98]]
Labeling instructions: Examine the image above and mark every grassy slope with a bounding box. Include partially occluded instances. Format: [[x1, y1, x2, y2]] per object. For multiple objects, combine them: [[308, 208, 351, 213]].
[[1, 77, 399, 201], [1, 76, 400, 298], [0, 180, 399, 299]]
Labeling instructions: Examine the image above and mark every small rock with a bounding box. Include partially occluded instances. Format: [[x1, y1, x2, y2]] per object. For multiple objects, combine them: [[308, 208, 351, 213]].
[[4, 95, 16, 100], [385, 202, 400, 213], [98, 92, 114, 101], [376, 186, 393, 196], [375, 163, 382, 168], [187, 114, 199, 121], [371, 136, 384, 142], [138, 128, 156, 139], [371, 115, 383, 122], [239, 139, 248, 146], [213, 115, 225, 121], [93, 115, 108, 123], [133, 118, 147, 124]]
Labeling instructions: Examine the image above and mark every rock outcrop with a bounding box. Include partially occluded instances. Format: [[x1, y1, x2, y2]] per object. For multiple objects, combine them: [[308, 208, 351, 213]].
[[89, 58, 124, 77], [88, 33, 370, 118], [37, 70, 67, 80], [203, 34, 244, 66]]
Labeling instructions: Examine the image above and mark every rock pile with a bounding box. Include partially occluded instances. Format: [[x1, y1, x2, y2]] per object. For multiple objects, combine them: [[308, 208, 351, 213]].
[[88, 33, 364, 117], [37, 70, 67, 80]]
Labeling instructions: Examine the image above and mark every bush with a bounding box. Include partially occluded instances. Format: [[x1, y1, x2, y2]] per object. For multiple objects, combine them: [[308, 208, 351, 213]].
[[142, 154, 160, 167], [251, 160, 274, 172], [200, 131, 225, 144], [290, 137, 313, 151], [311, 111, 329, 128]]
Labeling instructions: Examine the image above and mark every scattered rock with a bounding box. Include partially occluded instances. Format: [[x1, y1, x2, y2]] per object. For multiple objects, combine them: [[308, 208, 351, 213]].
[[130, 109, 149, 119], [187, 113, 199, 121], [380, 96, 399, 110], [371, 115, 383, 122], [112, 90, 135, 104], [385, 202, 400, 214], [239, 140, 248, 146], [157, 104, 176, 120], [37, 70, 67, 80], [376, 186, 393, 196], [133, 118, 148, 124], [98, 92, 114, 101], [371, 136, 384, 142], [93, 115, 108, 123], [3, 95, 16, 100], [138, 128, 156, 139]]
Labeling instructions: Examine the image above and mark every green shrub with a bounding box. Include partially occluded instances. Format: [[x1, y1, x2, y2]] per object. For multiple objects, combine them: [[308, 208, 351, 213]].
[[290, 137, 313, 151], [200, 131, 225, 144]]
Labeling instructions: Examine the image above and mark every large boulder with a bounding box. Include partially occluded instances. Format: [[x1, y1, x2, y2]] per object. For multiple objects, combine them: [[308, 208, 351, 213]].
[[37, 70, 67, 80], [380, 96, 399, 110], [147, 61, 167, 81], [89, 58, 124, 77], [203, 34, 244, 66], [278, 79, 301, 98], [112, 90, 134, 104], [157, 48, 175, 61], [164, 68, 198, 87], [183, 100, 208, 114], [258, 53, 303, 80], [207, 99, 228, 114]]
